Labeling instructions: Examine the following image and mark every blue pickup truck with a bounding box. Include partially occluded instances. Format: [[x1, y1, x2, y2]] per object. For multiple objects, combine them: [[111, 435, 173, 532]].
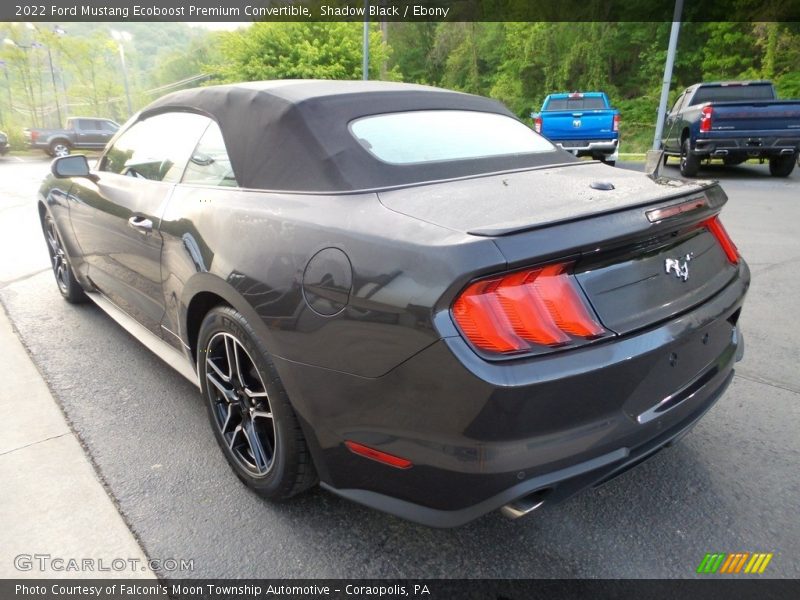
[[661, 81, 800, 177], [533, 92, 619, 165]]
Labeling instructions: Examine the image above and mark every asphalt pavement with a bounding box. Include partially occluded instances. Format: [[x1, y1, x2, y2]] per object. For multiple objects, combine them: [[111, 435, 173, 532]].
[[0, 155, 798, 578]]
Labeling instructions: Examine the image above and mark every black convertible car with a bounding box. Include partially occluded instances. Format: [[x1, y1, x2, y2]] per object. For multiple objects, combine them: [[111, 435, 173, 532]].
[[40, 80, 749, 526]]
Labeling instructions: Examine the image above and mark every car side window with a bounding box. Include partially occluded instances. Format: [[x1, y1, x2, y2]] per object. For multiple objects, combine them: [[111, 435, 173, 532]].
[[100, 112, 210, 183], [670, 92, 685, 115], [101, 120, 118, 132], [181, 121, 238, 188]]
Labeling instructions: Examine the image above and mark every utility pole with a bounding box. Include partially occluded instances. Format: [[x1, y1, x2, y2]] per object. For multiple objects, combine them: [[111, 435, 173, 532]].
[[652, 0, 684, 150], [44, 45, 61, 126], [0, 60, 7, 128], [362, 1, 369, 81], [111, 30, 133, 116]]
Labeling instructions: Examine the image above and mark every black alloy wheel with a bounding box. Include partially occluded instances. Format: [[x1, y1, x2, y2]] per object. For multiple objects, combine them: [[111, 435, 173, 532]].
[[205, 331, 277, 476], [198, 306, 317, 499], [43, 214, 86, 303]]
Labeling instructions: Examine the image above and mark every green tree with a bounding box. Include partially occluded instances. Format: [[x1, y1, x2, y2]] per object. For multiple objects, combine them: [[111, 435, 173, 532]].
[[213, 22, 396, 82]]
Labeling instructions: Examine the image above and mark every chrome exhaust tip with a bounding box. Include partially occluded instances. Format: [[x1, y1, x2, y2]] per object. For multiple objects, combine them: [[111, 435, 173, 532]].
[[500, 489, 549, 520]]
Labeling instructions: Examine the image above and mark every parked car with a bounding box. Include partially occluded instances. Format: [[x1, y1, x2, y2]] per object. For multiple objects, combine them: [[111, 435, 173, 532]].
[[532, 91, 619, 165], [0, 130, 8, 155], [26, 116, 120, 157], [661, 80, 800, 177], [39, 81, 748, 527]]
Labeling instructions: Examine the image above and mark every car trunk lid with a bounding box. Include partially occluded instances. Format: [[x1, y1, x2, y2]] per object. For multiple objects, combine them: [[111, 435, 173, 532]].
[[377, 161, 710, 236], [381, 162, 738, 344], [573, 226, 737, 335]]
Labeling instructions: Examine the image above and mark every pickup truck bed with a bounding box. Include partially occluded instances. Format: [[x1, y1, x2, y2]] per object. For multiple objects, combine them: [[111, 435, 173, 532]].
[[26, 117, 119, 157], [661, 81, 800, 177], [533, 92, 620, 165]]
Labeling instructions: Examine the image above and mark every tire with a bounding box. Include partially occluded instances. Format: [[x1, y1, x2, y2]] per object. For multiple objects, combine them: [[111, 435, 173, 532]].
[[49, 140, 71, 157], [679, 138, 700, 177], [42, 213, 87, 303], [601, 159, 616, 167], [198, 305, 317, 500], [769, 154, 796, 178]]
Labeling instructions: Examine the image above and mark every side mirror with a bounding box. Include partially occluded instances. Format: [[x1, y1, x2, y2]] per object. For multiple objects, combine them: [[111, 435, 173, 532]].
[[51, 155, 98, 182]]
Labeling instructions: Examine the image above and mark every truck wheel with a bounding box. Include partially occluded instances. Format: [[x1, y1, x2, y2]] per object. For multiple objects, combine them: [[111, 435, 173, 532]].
[[769, 154, 796, 178], [49, 141, 71, 158], [679, 139, 700, 177]]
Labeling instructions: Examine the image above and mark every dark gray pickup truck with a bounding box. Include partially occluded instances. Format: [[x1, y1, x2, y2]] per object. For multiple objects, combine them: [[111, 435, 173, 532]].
[[26, 117, 120, 157], [661, 81, 800, 177]]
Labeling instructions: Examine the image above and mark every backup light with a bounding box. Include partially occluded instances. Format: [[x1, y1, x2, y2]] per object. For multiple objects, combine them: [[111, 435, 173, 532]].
[[452, 262, 608, 355]]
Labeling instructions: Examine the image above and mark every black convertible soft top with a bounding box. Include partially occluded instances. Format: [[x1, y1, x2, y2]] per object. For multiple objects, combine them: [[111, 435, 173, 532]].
[[144, 80, 569, 193]]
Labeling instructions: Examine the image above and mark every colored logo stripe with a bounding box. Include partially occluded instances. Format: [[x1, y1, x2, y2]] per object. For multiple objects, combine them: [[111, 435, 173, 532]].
[[744, 553, 773, 574], [697, 553, 773, 574], [697, 553, 726, 573]]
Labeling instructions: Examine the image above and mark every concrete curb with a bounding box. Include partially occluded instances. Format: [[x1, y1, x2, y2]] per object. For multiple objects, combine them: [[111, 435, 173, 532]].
[[0, 305, 155, 579]]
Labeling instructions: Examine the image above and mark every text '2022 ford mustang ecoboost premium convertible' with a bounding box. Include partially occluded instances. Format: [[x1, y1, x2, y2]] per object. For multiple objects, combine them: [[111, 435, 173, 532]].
[[39, 80, 749, 527]]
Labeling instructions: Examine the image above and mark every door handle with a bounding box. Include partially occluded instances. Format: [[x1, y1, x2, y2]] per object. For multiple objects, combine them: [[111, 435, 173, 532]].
[[128, 215, 153, 233]]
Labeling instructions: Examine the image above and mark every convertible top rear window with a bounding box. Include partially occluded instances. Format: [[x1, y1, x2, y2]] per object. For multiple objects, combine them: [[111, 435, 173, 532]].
[[350, 110, 554, 165]]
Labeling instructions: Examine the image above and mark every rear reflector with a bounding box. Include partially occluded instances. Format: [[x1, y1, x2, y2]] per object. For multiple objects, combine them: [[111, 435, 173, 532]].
[[345, 441, 413, 469], [705, 216, 739, 264], [453, 262, 608, 355]]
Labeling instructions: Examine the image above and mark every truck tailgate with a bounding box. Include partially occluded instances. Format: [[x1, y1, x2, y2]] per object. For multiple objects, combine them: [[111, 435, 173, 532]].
[[709, 100, 800, 133], [542, 110, 616, 140]]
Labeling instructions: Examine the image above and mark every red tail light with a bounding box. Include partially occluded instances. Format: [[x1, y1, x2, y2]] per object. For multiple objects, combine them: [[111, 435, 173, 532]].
[[613, 113, 620, 133], [705, 216, 739, 264], [452, 262, 608, 355], [31, 130, 39, 143], [699, 105, 713, 133], [534, 116, 543, 134]]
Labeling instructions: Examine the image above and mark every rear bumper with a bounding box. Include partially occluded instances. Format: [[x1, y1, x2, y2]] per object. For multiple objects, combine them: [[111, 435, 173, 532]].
[[694, 136, 800, 158], [556, 139, 618, 159], [324, 368, 733, 527], [278, 263, 749, 527]]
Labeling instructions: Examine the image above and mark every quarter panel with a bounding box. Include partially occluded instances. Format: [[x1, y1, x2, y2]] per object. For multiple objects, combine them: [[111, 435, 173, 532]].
[[160, 185, 506, 378]]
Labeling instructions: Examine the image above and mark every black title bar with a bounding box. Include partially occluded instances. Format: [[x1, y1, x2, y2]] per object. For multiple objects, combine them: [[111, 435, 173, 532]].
[[3, 0, 800, 22], [2, 579, 800, 600]]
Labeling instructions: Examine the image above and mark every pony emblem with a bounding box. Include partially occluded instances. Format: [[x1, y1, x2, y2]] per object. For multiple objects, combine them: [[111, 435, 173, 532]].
[[665, 253, 693, 281]]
